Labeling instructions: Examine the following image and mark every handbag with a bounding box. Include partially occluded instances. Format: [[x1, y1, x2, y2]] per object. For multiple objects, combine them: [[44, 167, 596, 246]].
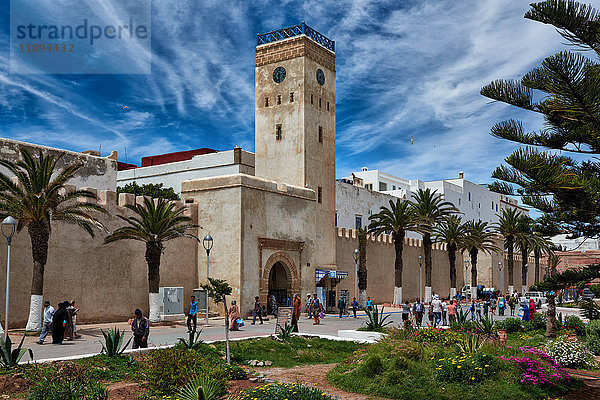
[[236, 318, 244, 327], [319, 311, 325, 318]]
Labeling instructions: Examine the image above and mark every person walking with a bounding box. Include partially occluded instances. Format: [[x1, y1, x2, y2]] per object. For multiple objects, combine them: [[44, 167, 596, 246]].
[[491, 297, 497, 316], [131, 309, 150, 349], [338, 296, 345, 318], [252, 296, 263, 325], [366, 297, 373, 312], [401, 300, 411, 324], [67, 300, 80, 339], [351, 297, 359, 318], [483, 299, 490, 318], [268, 295, 278, 317], [475, 300, 483, 322], [286, 295, 292, 307], [229, 300, 241, 331], [292, 294, 302, 332], [51, 301, 69, 345], [470, 301, 476, 321], [187, 295, 198, 332], [312, 293, 322, 325], [306, 293, 313, 319], [63, 301, 74, 341], [528, 298, 536, 321], [508, 295, 516, 316], [498, 296, 505, 316], [427, 302, 434, 327], [413, 298, 425, 327], [521, 301, 530, 322], [441, 298, 448, 326], [447, 300, 456, 324], [431, 296, 442, 326], [37, 300, 54, 344]]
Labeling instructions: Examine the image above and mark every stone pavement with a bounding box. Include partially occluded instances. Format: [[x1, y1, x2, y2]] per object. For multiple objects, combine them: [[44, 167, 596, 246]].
[[15, 305, 514, 363]]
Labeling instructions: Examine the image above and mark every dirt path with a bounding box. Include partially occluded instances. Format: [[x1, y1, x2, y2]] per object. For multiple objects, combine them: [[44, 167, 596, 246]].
[[259, 363, 384, 400]]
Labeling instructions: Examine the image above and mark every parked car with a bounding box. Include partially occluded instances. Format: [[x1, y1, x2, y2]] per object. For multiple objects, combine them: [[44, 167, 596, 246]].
[[520, 292, 547, 308], [581, 288, 596, 300]]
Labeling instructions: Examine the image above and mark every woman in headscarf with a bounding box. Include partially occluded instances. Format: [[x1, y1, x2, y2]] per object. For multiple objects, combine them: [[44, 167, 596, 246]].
[[528, 298, 536, 321], [52, 301, 70, 344], [228, 300, 241, 331]]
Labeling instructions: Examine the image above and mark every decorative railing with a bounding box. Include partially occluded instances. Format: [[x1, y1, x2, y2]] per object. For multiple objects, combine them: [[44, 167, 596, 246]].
[[257, 22, 335, 52]]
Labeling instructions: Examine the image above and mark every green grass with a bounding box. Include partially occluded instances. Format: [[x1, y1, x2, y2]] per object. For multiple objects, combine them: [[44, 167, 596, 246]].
[[214, 336, 363, 368], [74, 354, 145, 382]]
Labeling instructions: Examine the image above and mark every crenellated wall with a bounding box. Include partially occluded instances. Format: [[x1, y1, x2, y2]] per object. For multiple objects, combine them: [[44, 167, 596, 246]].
[[0, 185, 199, 327], [335, 228, 546, 303]]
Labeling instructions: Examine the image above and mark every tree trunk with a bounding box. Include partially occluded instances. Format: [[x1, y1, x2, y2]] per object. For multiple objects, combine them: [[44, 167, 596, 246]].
[[224, 301, 230, 364], [521, 245, 528, 293], [25, 222, 50, 331], [357, 230, 368, 305], [423, 232, 432, 287], [448, 243, 457, 290], [507, 237, 514, 289], [546, 293, 557, 338], [470, 247, 478, 300], [145, 241, 163, 322], [393, 231, 404, 305], [534, 249, 540, 284]]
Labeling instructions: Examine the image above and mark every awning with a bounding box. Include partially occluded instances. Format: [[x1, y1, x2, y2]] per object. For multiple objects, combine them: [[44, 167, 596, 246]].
[[315, 269, 349, 284]]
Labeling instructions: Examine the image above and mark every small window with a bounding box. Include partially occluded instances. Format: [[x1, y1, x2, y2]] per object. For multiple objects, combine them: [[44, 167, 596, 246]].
[[319, 98, 322, 108], [290, 92, 294, 102], [392, 185, 396, 190], [275, 124, 282, 141], [265, 97, 269, 107], [318, 186, 322, 203], [318, 126, 323, 143], [459, 198, 461, 206], [379, 182, 387, 191], [468, 192, 471, 201], [277, 95, 281, 105], [327, 101, 330, 111], [335, 212, 337, 226], [355, 215, 362, 230], [496, 204, 498, 212], [478, 203, 481, 208], [491, 201, 494, 210], [310, 94, 313, 104]]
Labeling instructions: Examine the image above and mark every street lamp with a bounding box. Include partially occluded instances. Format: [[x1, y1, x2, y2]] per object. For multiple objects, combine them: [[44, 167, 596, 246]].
[[1, 216, 17, 341], [464, 259, 470, 300], [353, 248, 360, 301], [418, 255, 423, 302], [202, 234, 213, 326], [497, 261, 503, 294]]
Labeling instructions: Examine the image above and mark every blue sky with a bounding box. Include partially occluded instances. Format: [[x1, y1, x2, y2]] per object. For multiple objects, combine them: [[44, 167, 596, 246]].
[[0, 0, 567, 188]]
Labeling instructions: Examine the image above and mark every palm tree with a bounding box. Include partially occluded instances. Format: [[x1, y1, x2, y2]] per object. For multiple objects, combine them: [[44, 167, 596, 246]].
[[515, 215, 533, 294], [433, 215, 467, 299], [105, 197, 197, 322], [529, 231, 553, 285], [461, 220, 500, 299], [497, 208, 522, 295], [411, 188, 457, 302], [0, 149, 106, 331], [368, 199, 417, 305], [357, 227, 368, 307]]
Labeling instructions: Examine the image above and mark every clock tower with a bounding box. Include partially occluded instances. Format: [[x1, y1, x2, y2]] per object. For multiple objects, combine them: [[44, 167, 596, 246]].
[[255, 23, 336, 266]]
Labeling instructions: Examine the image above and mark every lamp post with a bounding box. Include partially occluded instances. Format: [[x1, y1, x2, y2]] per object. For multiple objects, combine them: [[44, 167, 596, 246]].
[[418, 255, 423, 302], [353, 248, 360, 301], [464, 259, 470, 300], [202, 234, 213, 326], [1, 216, 17, 341], [497, 261, 503, 294]]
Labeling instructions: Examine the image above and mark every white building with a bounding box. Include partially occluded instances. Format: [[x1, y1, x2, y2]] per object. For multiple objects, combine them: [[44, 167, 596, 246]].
[[551, 234, 600, 251]]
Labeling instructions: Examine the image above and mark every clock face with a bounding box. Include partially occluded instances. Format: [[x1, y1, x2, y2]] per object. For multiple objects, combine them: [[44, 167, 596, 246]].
[[316, 69, 325, 85], [273, 66, 286, 83]]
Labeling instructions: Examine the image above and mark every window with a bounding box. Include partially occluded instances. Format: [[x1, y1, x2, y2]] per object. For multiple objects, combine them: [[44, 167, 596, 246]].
[[327, 101, 330, 111], [335, 212, 337, 226], [290, 92, 294, 102], [392, 185, 396, 190], [365, 183, 373, 190], [468, 192, 471, 201], [318, 126, 323, 143], [275, 124, 282, 141], [318, 186, 322, 203], [265, 97, 269, 107], [311, 94, 313, 104], [491, 201, 494, 210], [277, 95, 281, 105], [319, 98, 322, 108], [355, 215, 362, 230], [459, 198, 461, 206], [496, 204, 498, 212], [379, 182, 388, 191]]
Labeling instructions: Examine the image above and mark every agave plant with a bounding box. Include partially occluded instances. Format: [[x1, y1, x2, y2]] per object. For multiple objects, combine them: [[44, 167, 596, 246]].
[[0, 335, 33, 368], [177, 376, 221, 400], [178, 329, 203, 350], [457, 331, 483, 355], [100, 327, 132, 356], [277, 323, 294, 341], [365, 305, 392, 331], [455, 307, 471, 324], [475, 314, 497, 339]]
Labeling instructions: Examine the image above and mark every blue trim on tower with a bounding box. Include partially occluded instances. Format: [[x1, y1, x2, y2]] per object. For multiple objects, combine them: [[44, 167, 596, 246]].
[[257, 22, 335, 52]]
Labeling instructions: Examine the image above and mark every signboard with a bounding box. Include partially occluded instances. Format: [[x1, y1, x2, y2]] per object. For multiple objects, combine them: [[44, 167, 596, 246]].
[[274, 307, 294, 334]]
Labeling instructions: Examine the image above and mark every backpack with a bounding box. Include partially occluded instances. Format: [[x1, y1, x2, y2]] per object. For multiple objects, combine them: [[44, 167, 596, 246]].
[[416, 302, 424, 313]]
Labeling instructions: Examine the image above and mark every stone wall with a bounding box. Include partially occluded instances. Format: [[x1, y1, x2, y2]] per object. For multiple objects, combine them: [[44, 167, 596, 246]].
[[0, 186, 198, 327]]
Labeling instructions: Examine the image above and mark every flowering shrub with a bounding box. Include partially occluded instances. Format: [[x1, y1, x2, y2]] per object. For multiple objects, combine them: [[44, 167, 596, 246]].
[[544, 337, 598, 369], [434, 353, 500, 383], [404, 328, 461, 346], [234, 382, 337, 400], [501, 345, 572, 387], [585, 320, 600, 355], [562, 315, 586, 337], [495, 317, 523, 333]]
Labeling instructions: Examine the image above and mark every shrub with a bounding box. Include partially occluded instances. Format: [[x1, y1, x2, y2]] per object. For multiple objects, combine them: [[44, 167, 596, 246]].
[[523, 313, 546, 331], [26, 363, 109, 400], [403, 327, 461, 346], [563, 315, 586, 336], [365, 305, 392, 331], [0, 335, 33, 368], [359, 354, 384, 375], [142, 347, 228, 396], [236, 382, 337, 400], [177, 376, 220, 400], [435, 353, 500, 383], [585, 320, 600, 355], [589, 284, 600, 298], [500, 350, 570, 387], [99, 327, 132, 356], [495, 317, 523, 333], [544, 337, 598, 369]]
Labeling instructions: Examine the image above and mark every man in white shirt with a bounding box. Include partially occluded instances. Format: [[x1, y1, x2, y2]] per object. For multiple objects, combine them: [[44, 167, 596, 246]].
[[37, 300, 55, 344], [431, 295, 442, 326]]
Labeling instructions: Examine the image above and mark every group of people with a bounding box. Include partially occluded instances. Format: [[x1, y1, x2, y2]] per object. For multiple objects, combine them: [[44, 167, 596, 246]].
[[401, 295, 458, 327], [38, 300, 79, 345]]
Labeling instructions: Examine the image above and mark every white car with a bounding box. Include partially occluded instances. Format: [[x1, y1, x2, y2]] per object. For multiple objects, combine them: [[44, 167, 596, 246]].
[[520, 292, 547, 308]]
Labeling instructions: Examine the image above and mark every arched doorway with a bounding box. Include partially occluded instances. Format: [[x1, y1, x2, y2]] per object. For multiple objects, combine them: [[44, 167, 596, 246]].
[[268, 261, 289, 305]]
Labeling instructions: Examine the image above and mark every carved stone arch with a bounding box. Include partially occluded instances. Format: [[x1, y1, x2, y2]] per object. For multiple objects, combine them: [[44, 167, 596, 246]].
[[260, 251, 300, 301]]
